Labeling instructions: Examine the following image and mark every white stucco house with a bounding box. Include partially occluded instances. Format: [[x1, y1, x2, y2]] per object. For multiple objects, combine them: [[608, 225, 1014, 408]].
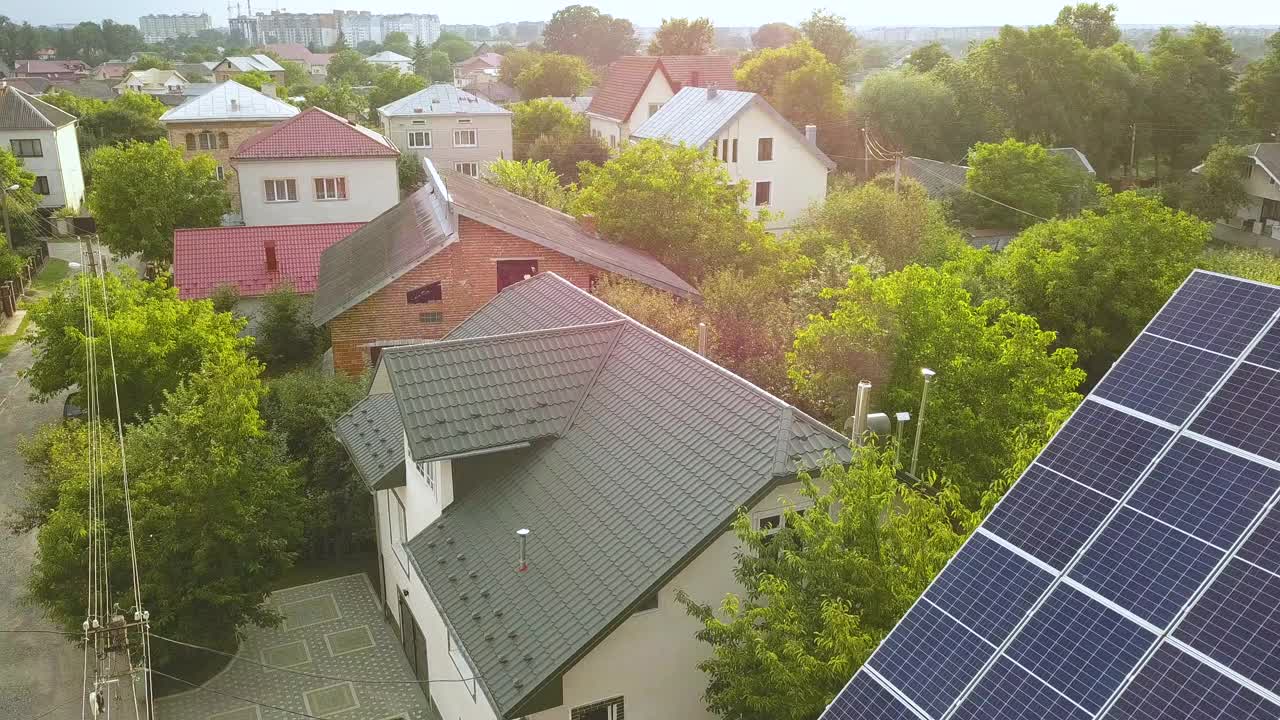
[[335, 271, 851, 720], [632, 86, 835, 232], [585, 55, 736, 149], [1195, 143, 1280, 247], [0, 83, 84, 211], [377, 84, 512, 178], [368, 50, 414, 74], [113, 68, 189, 95], [231, 106, 400, 226]]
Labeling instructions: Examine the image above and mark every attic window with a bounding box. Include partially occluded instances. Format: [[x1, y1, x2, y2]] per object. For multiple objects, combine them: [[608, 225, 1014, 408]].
[[572, 697, 624, 720], [406, 281, 442, 304]]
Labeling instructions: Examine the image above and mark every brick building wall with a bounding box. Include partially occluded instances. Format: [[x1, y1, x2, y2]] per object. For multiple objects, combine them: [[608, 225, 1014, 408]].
[[329, 216, 601, 376], [166, 120, 279, 212]]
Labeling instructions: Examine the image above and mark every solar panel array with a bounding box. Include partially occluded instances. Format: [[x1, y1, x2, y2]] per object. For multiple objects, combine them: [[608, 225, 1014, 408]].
[[821, 270, 1280, 720]]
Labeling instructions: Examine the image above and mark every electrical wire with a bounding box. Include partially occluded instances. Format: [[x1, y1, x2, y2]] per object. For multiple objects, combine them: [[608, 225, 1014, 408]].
[[149, 633, 481, 685], [24, 694, 82, 720], [148, 669, 329, 720], [907, 158, 1053, 222]]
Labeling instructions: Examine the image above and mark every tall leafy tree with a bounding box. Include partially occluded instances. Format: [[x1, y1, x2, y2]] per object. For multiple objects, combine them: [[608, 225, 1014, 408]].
[[86, 140, 226, 262], [0, 147, 42, 244], [647, 17, 714, 56], [857, 69, 964, 160], [499, 48, 540, 87], [905, 42, 949, 72], [992, 191, 1210, 379], [431, 31, 474, 63], [679, 446, 977, 720], [790, 265, 1085, 503], [512, 98, 586, 158], [1054, 2, 1121, 49], [1145, 25, 1238, 172], [302, 83, 366, 118], [952, 139, 1096, 229], [486, 159, 570, 210], [527, 127, 608, 185], [736, 40, 847, 130], [513, 52, 594, 98], [382, 30, 412, 56], [1174, 142, 1252, 221], [799, 9, 857, 68], [750, 22, 799, 50], [367, 69, 427, 117], [1237, 32, 1280, 134], [254, 286, 328, 374], [543, 4, 637, 66], [326, 49, 376, 85]]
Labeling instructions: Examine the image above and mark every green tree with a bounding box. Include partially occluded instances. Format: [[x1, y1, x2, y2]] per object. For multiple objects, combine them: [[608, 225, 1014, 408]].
[[512, 97, 586, 158], [680, 446, 976, 720], [647, 17, 714, 56], [0, 147, 42, 244], [86, 140, 226, 262], [423, 50, 453, 83], [514, 52, 594, 98], [1175, 142, 1252, 221], [25, 270, 252, 421], [1237, 32, 1280, 133], [280, 59, 309, 88], [330, 31, 348, 52], [42, 90, 166, 149], [260, 370, 369, 559], [254, 286, 328, 374], [572, 140, 768, 279], [326, 49, 375, 85], [790, 265, 1084, 502], [736, 40, 847, 130], [594, 277, 699, 349], [500, 48, 540, 88], [26, 350, 304, 652], [527, 126, 609, 185], [1054, 2, 1121, 48], [210, 284, 240, 314], [486, 159, 570, 210], [857, 70, 963, 160], [127, 53, 173, 72], [992, 191, 1210, 378], [1146, 25, 1237, 172], [750, 22, 800, 49], [302, 83, 366, 118], [953, 139, 1096, 229], [799, 9, 857, 68], [543, 4, 638, 66], [382, 30, 413, 56], [431, 31, 474, 63], [234, 68, 271, 90], [905, 42, 949, 72], [367, 70, 427, 117], [398, 152, 427, 192]]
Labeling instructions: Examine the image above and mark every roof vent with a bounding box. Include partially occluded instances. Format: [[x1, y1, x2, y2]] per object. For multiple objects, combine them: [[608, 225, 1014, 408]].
[[414, 107, 424, 113], [229, 97, 240, 112], [707, 82, 718, 99], [516, 528, 530, 573]]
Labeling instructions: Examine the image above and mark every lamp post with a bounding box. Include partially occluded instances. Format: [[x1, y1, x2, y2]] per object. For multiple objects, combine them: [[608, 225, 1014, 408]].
[[909, 368, 936, 476], [1, 183, 18, 247]]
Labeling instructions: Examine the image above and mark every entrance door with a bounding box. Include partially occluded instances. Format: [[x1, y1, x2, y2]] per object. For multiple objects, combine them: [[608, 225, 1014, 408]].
[[497, 259, 538, 291], [398, 596, 430, 693]]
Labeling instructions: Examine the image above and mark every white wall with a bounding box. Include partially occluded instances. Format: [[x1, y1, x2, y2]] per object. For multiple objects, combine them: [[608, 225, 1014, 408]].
[[236, 156, 398, 226], [528, 480, 814, 720], [382, 113, 513, 177], [587, 114, 622, 150], [708, 101, 829, 232], [0, 123, 84, 210], [625, 72, 676, 138]]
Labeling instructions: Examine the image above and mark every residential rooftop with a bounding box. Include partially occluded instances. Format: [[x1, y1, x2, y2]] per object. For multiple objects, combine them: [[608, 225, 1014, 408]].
[[159, 80, 300, 123], [0, 83, 77, 130], [172, 222, 364, 300], [232, 106, 399, 160], [377, 83, 512, 117], [586, 54, 736, 122]]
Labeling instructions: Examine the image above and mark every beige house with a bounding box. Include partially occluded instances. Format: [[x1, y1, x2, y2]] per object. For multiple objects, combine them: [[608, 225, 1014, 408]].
[[377, 84, 512, 178], [159, 80, 300, 214], [114, 68, 189, 95], [212, 54, 286, 85]]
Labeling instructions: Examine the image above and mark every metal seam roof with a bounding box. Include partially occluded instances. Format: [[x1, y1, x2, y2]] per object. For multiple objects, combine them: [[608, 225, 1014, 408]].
[[334, 393, 406, 491]]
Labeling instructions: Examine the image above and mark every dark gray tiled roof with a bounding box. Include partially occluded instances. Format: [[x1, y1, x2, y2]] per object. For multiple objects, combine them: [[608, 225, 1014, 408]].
[[384, 321, 625, 461], [1247, 143, 1280, 184], [1048, 146, 1096, 175], [446, 272, 622, 341], [0, 84, 76, 129], [398, 272, 850, 717], [334, 393, 406, 491], [900, 156, 968, 198]]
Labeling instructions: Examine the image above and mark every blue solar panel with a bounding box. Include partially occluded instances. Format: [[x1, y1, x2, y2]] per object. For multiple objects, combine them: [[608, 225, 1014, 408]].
[[1128, 438, 1280, 549], [1175, 559, 1280, 695], [1037, 401, 1173, 499], [822, 672, 920, 720], [1246, 324, 1280, 371], [985, 464, 1117, 570], [1143, 272, 1280, 356], [868, 602, 994, 718], [1094, 334, 1234, 424], [950, 656, 1092, 720], [1108, 643, 1280, 720], [1240, 506, 1280, 570], [921, 533, 1054, 644], [1004, 583, 1155, 711], [1070, 507, 1224, 627], [1191, 363, 1280, 463]]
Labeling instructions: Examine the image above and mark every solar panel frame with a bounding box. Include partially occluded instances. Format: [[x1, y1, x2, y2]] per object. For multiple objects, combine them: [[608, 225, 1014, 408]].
[[1036, 400, 1174, 500], [1093, 334, 1235, 425], [819, 271, 1280, 720], [1174, 559, 1280, 695], [1190, 363, 1280, 463], [821, 671, 924, 720]]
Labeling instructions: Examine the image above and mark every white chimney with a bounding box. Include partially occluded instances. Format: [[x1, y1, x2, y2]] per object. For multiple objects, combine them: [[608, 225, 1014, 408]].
[[851, 380, 872, 444], [805, 124, 817, 145], [707, 82, 718, 99]]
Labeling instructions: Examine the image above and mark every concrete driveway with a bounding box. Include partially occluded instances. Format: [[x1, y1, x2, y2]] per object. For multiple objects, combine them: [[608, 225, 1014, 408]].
[[157, 574, 440, 720]]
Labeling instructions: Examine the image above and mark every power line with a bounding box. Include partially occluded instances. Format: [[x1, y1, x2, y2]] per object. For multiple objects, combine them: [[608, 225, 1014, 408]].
[[24, 694, 81, 720], [149, 668, 329, 720], [908, 158, 1052, 223]]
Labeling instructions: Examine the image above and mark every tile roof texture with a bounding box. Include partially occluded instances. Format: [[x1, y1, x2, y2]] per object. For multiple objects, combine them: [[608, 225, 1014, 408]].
[[15, 59, 90, 75], [387, 272, 850, 717], [334, 393, 406, 491], [377, 83, 511, 117], [232, 106, 398, 160], [900, 156, 970, 198], [1247, 143, 1280, 184], [159, 80, 300, 123], [310, 164, 697, 325], [172, 222, 364, 300], [0, 84, 76, 129], [586, 55, 736, 122], [1048, 146, 1096, 175], [632, 86, 836, 170], [457, 53, 505, 71]]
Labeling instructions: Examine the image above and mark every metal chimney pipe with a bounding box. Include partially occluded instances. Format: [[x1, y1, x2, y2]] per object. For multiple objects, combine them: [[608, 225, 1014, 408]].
[[894, 411, 911, 465], [852, 380, 872, 444], [910, 369, 936, 476], [516, 528, 530, 572], [697, 322, 708, 356]]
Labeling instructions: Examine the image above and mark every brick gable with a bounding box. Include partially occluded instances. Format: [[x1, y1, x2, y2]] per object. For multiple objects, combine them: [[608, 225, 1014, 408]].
[[329, 217, 603, 375]]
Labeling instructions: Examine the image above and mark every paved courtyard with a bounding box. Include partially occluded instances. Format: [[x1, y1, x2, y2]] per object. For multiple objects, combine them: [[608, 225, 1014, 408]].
[[157, 574, 440, 720]]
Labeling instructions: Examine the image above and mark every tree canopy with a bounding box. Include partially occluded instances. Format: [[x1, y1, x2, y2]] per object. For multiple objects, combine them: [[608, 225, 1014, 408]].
[[904, 42, 949, 72], [799, 10, 857, 68], [648, 17, 714, 56], [86, 140, 227, 262], [1145, 25, 1237, 171], [751, 22, 800, 50], [326, 49, 376, 85], [952, 139, 1097, 229], [736, 40, 847, 130], [1172, 142, 1251, 221], [856, 70, 964, 161], [543, 4, 638, 66], [432, 31, 474, 63], [513, 52, 594, 98], [487, 159, 570, 210], [1237, 32, 1280, 134], [1054, 2, 1121, 49]]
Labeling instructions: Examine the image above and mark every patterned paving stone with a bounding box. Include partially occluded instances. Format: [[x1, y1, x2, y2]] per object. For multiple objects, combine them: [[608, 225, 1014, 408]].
[[156, 574, 439, 720]]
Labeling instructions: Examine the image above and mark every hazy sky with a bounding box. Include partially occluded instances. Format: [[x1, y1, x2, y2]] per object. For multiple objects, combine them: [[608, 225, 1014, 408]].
[[15, 0, 1277, 32]]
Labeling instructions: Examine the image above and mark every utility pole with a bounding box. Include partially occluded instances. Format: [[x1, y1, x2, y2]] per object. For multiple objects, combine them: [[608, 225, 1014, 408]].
[[910, 368, 936, 476], [1129, 123, 1137, 179], [861, 127, 869, 181], [1, 183, 17, 247], [894, 155, 901, 193]]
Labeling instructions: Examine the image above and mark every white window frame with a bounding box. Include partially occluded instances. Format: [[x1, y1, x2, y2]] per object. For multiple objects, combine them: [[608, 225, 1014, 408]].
[[388, 490, 408, 573], [407, 130, 431, 148], [454, 162, 478, 177], [418, 461, 436, 492], [198, 130, 216, 150], [448, 631, 477, 699], [453, 129, 477, 147], [313, 176, 348, 201], [264, 178, 297, 203], [753, 503, 813, 536], [571, 696, 624, 720]]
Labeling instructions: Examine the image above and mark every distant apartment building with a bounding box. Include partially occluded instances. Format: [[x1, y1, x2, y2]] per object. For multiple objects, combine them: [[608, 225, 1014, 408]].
[[334, 11, 441, 45], [380, 14, 442, 45], [139, 13, 212, 43], [335, 10, 381, 45], [231, 11, 338, 47]]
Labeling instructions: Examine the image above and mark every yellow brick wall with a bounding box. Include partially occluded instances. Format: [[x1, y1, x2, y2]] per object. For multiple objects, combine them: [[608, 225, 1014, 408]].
[[165, 120, 280, 213]]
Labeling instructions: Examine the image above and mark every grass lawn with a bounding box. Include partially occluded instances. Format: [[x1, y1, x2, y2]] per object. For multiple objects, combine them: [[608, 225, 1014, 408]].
[[0, 314, 29, 360], [31, 257, 71, 292]]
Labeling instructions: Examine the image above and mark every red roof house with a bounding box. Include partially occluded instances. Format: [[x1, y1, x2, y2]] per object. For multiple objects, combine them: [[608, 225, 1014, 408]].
[[586, 55, 736, 146], [173, 222, 364, 302], [14, 59, 90, 80]]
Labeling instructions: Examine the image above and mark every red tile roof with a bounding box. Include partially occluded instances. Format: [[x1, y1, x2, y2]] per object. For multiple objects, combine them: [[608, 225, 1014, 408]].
[[173, 222, 364, 300], [586, 55, 736, 122], [16, 59, 90, 75], [232, 106, 399, 160]]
